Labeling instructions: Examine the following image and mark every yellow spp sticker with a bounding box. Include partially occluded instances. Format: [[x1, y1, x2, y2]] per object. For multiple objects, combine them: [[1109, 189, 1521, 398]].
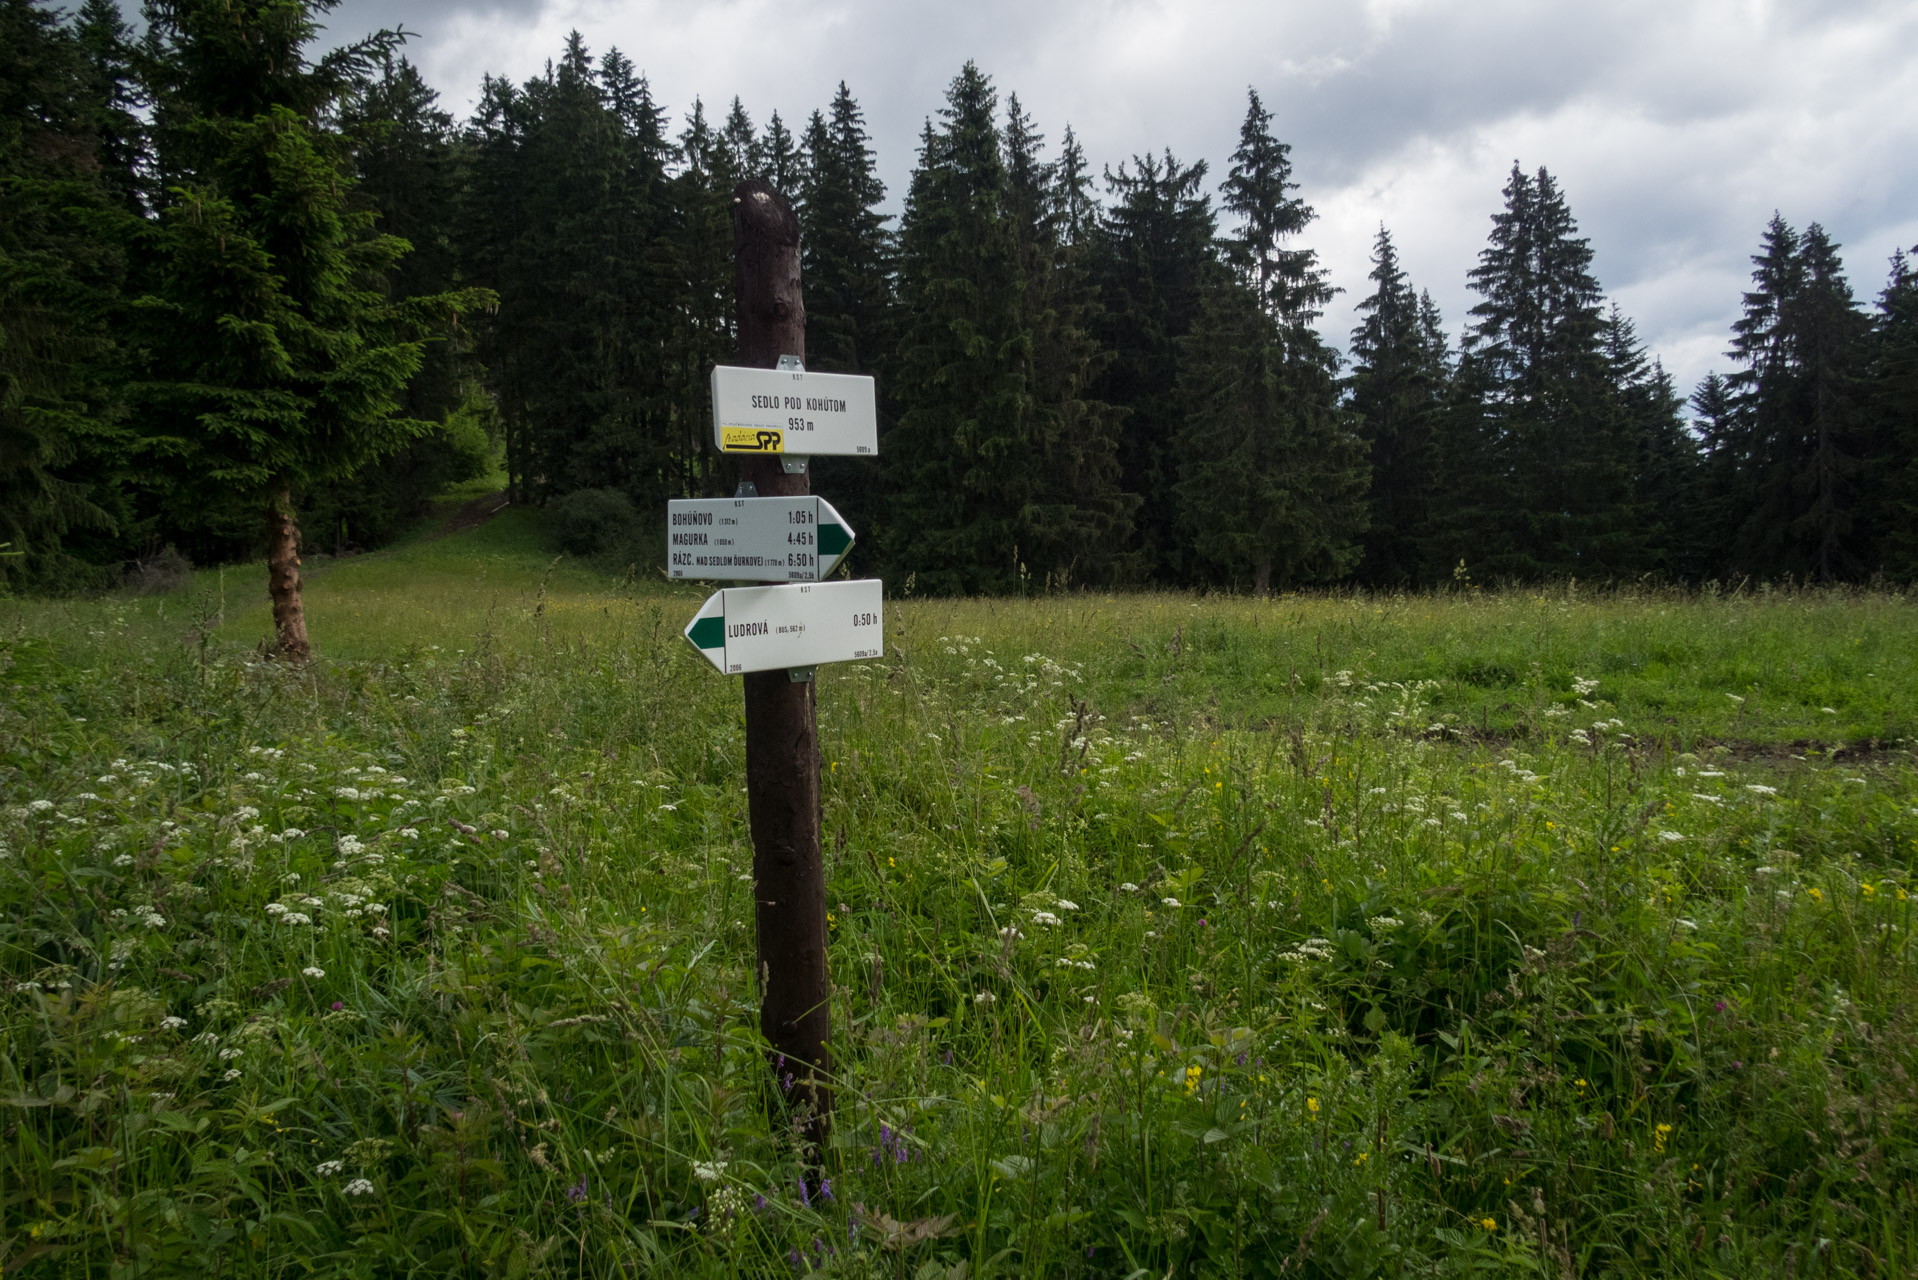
[[721, 426, 784, 453]]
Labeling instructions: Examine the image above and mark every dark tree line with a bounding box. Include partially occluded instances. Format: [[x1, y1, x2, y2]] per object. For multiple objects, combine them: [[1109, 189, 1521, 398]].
[[5, 2, 1916, 601]]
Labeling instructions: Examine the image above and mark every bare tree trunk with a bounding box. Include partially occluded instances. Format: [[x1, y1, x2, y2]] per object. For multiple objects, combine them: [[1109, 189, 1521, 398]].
[[732, 178, 832, 1161], [1254, 556, 1272, 599], [265, 484, 310, 661]]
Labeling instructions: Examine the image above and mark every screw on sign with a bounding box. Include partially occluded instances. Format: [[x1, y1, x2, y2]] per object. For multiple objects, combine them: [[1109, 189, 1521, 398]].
[[671, 179, 881, 1177]]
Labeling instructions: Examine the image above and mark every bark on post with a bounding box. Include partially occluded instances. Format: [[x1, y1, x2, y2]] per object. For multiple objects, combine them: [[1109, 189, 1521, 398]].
[[266, 484, 311, 661], [731, 179, 832, 1158]]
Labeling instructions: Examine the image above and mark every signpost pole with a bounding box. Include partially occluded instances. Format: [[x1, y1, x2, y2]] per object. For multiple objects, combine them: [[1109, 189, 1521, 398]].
[[731, 178, 832, 1159]]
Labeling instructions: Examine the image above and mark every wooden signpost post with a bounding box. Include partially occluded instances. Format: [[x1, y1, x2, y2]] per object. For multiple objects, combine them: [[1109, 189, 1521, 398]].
[[673, 179, 880, 1163]]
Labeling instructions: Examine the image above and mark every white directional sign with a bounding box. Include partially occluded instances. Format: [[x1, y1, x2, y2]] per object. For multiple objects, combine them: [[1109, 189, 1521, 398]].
[[710, 364, 878, 457], [683, 578, 884, 675], [667, 496, 855, 582]]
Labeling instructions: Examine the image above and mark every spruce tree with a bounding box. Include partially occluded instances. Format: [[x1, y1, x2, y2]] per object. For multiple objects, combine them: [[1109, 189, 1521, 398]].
[[1003, 92, 1134, 585], [131, 0, 486, 657], [1348, 225, 1449, 586], [762, 109, 806, 193], [1172, 91, 1364, 593], [0, 0, 136, 588], [1871, 248, 1918, 576], [1092, 149, 1216, 581], [798, 83, 892, 548], [1441, 163, 1636, 579], [1724, 215, 1873, 580], [1603, 306, 1700, 578], [885, 63, 1030, 593], [309, 53, 490, 553]]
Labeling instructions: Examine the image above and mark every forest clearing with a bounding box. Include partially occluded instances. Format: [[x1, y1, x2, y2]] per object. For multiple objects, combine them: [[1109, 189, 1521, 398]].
[[3, 504, 1915, 1277]]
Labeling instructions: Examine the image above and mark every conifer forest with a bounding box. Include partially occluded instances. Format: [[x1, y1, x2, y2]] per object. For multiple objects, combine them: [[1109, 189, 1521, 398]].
[[5, 4, 1918, 1278], [6, 0, 1916, 599]]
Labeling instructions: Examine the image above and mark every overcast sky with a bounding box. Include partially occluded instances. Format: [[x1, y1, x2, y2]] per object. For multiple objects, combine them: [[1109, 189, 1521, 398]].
[[287, 0, 1918, 399]]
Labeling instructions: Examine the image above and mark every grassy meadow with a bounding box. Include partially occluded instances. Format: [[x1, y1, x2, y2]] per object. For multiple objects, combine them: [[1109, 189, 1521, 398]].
[[3, 502, 1917, 1277]]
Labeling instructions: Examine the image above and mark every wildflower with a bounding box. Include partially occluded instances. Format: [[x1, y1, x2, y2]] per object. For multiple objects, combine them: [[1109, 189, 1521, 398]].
[[1862, 883, 1876, 898], [342, 1178, 376, 1197], [222, 1069, 242, 1081], [317, 1159, 345, 1176], [1726, 694, 1744, 703], [1055, 899, 1079, 911], [1184, 1065, 1202, 1093], [1031, 911, 1062, 927], [160, 1016, 187, 1031], [1118, 882, 1138, 892], [1745, 784, 1778, 796], [1653, 1122, 1673, 1153], [112, 853, 134, 867], [692, 1160, 726, 1184], [330, 1001, 344, 1011], [302, 966, 325, 979], [28, 799, 53, 813], [142, 911, 166, 929], [974, 992, 996, 1004], [1306, 1097, 1320, 1114], [1482, 1217, 1498, 1231], [281, 912, 312, 926], [1160, 897, 1181, 909], [1807, 888, 1823, 902]]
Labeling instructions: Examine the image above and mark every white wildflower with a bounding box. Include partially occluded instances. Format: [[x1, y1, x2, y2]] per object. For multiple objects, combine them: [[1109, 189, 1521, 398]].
[[112, 853, 134, 867], [1118, 882, 1138, 893], [974, 992, 996, 1004], [342, 1178, 376, 1197], [266, 902, 288, 916], [1746, 784, 1778, 796], [1031, 911, 1062, 927], [317, 1159, 345, 1176], [282, 912, 312, 926], [691, 1160, 727, 1184], [302, 966, 325, 979], [1657, 830, 1685, 843], [1160, 897, 1181, 909], [160, 1016, 187, 1031], [222, 1069, 242, 1081]]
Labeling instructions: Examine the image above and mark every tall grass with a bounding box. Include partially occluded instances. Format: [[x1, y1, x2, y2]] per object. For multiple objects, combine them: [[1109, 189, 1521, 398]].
[[1, 536, 1915, 1276]]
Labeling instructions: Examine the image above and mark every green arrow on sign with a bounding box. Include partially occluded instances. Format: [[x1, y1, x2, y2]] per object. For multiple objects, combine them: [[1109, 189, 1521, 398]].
[[817, 497, 853, 560], [687, 614, 725, 651]]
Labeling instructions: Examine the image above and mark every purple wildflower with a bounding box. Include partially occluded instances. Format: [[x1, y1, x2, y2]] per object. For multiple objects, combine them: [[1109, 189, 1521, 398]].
[[330, 1001, 343, 1011], [567, 1173, 588, 1204], [1713, 1000, 1727, 1013], [754, 1193, 768, 1211], [819, 1178, 834, 1202], [796, 1177, 811, 1209]]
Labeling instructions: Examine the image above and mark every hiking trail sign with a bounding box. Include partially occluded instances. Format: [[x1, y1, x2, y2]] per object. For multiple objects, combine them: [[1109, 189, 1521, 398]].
[[667, 495, 855, 582], [682, 578, 884, 674], [710, 364, 877, 457]]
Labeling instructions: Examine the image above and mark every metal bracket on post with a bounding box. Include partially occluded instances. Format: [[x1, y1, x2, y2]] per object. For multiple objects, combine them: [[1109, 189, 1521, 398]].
[[734, 481, 758, 498], [788, 666, 815, 683], [776, 355, 808, 473]]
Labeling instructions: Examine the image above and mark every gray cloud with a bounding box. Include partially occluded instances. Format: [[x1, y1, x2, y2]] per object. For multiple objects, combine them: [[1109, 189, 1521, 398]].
[[289, 0, 1918, 394]]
